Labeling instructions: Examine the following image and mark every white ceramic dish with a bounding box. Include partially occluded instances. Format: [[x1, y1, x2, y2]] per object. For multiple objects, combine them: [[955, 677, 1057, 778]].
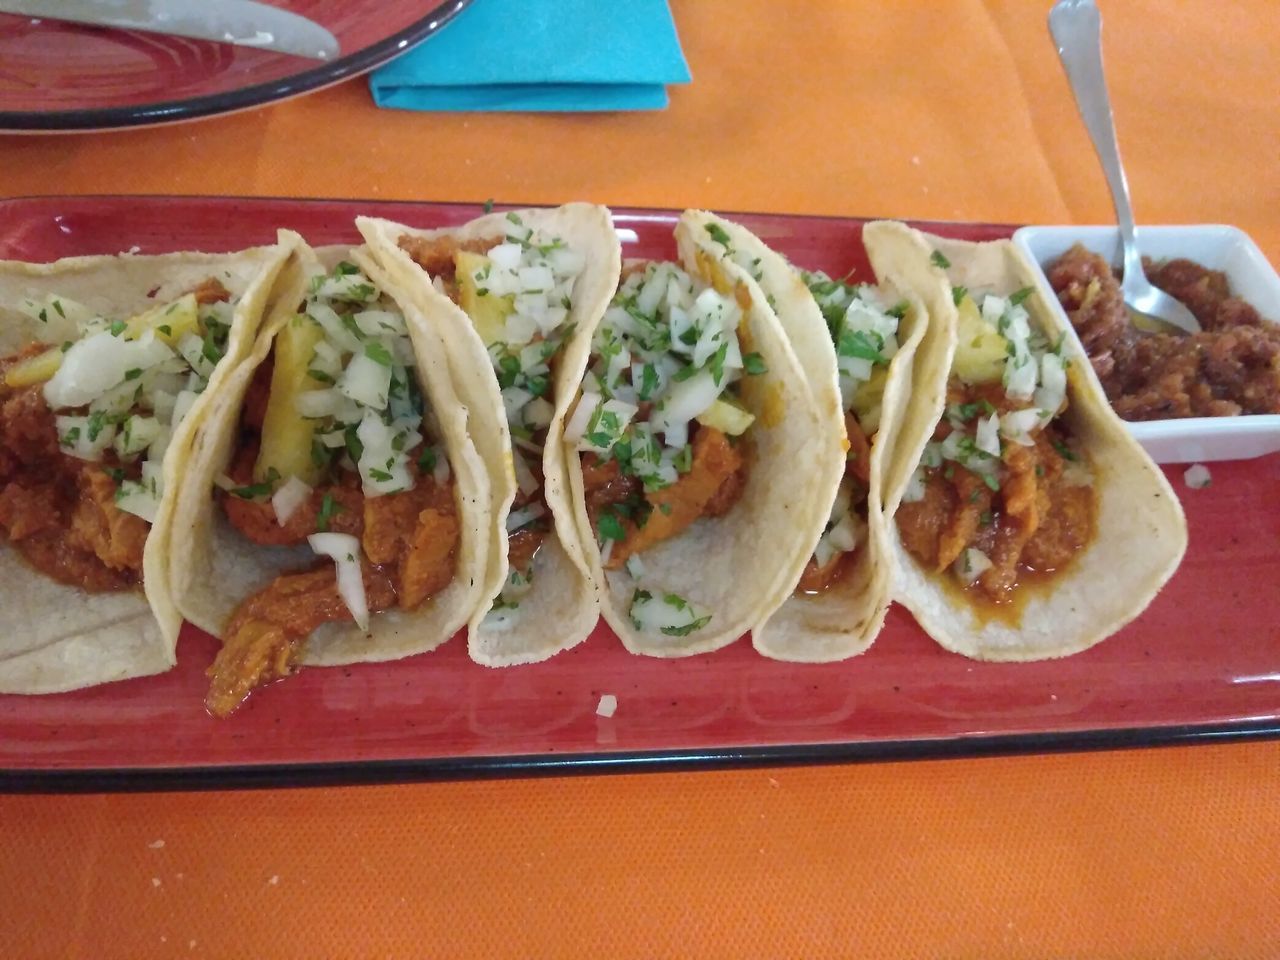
[[1013, 225, 1280, 463]]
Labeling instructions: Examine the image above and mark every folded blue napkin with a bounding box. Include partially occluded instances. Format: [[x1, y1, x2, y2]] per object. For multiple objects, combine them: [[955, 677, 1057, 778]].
[[369, 0, 691, 112]]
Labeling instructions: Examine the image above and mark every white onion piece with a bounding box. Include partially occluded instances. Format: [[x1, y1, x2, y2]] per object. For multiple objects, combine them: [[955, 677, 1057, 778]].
[[44, 330, 173, 409], [1033, 352, 1067, 415], [954, 548, 993, 585], [975, 413, 1002, 458], [432, 451, 451, 487], [114, 480, 159, 524], [55, 414, 114, 461], [113, 415, 161, 457], [628, 592, 711, 636], [901, 467, 928, 504], [506, 501, 546, 533], [271, 475, 313, 526], [337, 352, 392, 410], [624, 554, 646, 579], [307, 302, 362, 353], [1000, 408, 1043, 447], [523, 397, 554, 431], [307, 532, 368, 632], [565, 392, 602, 445], [651, 369, 720, 438], [512, 448, 539, 497]]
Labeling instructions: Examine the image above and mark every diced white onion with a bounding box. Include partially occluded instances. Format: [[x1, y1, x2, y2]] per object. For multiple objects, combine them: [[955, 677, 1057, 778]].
[[308, 532, 368, 632], [114, 479, 159, 524], [506, 501, 546, 533], [43, 330, 173, 409], [512, 448, 539, 497], [975, 413, 1002, 458], [999, 408, 1043, 447], [624, 554, 646, 579], [954, 547, 993, 585], [565, 392, 602, 445], [337, 352, 392, 410], [271, 475, 313, 525]]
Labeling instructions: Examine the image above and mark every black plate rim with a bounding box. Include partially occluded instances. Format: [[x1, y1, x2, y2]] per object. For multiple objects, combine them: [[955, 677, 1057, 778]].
[[3, 718, 1278, 794], [0, 0, 471, 133]]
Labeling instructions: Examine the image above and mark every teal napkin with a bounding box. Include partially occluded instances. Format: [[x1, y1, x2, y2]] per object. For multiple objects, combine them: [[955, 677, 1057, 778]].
[[370, 0, 691, 112]]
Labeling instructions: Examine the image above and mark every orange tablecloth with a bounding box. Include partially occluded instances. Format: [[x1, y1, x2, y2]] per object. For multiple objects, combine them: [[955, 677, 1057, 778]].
[[3, 1, 1279, 956]]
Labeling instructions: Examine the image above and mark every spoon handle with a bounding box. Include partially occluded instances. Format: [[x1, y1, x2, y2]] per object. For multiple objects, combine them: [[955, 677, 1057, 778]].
[[1048, 0, 1142, 281]]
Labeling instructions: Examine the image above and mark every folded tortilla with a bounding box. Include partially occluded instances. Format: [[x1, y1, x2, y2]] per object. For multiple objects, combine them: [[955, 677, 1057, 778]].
[[0, 244, 291, 693], [749, 220, 952, 661], [357, 205, 619, 666], [880, 227, 1188, 660], [563, 211, 831, 657], [167, 232, 491, 682]]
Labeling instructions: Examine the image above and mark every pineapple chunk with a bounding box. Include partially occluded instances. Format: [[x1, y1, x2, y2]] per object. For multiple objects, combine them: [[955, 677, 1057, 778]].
[[4, 347, 64, 388], [695, 397, 755, 436], [254, 314, 326, 485], [455, 250, 512, 346], [3, 293, 199, 389], [127, 293, 199, 346], [952, 293, 1008, 384]]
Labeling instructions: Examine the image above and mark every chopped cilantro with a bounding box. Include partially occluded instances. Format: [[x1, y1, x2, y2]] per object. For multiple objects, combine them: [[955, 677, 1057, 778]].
[[704, 222, 733, 249], [369, 468, 394, 482], [598, 512, 626, 542], [742, 352, 767, 376], [1009, 286, 1034, 306], [316, 493, 343, 532], [124, 368, 143, 381], [951, 285, 968, 306], [364, 341, 393, 366], [229, 468, 280, 500], [482, 198, 495, 213], [930, 250, 951, 270], [109, 318, 127, 337], [417, 446, 437, 473], [1051, 439, 1078, 462], [674, 444, 693, 473], [838, 328, 887, 364], [307, 369, 335, 385], [52, 299, 65, 318], [344, 424, 364, 462], [981, 472, 1000, 492]]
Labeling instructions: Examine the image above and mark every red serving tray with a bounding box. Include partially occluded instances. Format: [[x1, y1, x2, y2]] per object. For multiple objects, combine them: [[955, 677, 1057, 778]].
[[1, 196, 1277, 791]]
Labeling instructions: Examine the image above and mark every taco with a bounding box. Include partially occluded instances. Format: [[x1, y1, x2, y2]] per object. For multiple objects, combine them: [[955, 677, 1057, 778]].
[[561, 211, 830, 656], [357, 205, 619, 666], [167, 233, 490, 715], [882, 227, 1187, 659], [0, 243, 291, 693], [744, 220, 952, 661]]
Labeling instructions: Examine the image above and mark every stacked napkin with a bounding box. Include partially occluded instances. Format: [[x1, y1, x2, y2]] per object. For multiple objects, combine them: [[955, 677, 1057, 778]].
[[369, 0, 691, 112]]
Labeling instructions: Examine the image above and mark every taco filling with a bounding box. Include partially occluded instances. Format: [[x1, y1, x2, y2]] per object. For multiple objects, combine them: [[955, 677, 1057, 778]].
[[207, 261, 459, 716], [896, 284, 1097, 604], [397, 212, 586, 609], [794, 272, 906, 594], [565, 260, 767, 637], [0, 280, 234, 592]]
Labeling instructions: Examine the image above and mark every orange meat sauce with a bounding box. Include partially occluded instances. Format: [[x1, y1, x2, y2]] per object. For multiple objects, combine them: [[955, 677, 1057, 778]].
[[894, 380, 1098, 610]]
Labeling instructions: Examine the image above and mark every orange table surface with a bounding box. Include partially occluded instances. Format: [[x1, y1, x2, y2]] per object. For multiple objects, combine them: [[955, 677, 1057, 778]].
[[3, 1, 1279, 957]]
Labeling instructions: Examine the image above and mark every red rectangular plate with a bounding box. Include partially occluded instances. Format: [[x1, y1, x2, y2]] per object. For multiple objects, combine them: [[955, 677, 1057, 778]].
[[2, 196, 1277, 791]]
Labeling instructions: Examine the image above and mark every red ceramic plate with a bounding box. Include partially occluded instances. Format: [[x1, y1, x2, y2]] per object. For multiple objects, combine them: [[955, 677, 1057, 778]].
[[0, 1, 469, 133], [1, 195, 1277, 792]]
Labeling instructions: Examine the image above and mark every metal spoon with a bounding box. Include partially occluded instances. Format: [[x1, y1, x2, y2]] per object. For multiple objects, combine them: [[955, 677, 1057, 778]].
[[1048, 0, 1201, 334]]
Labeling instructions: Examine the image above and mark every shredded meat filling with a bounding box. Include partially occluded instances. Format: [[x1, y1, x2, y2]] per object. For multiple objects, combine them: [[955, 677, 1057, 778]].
[[895, 383, 1097, 603], [584, 425, 747, 571], [205, 566, 399, 718], [1048, 244, 1280, 419], [0, 380, 145, 591]]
